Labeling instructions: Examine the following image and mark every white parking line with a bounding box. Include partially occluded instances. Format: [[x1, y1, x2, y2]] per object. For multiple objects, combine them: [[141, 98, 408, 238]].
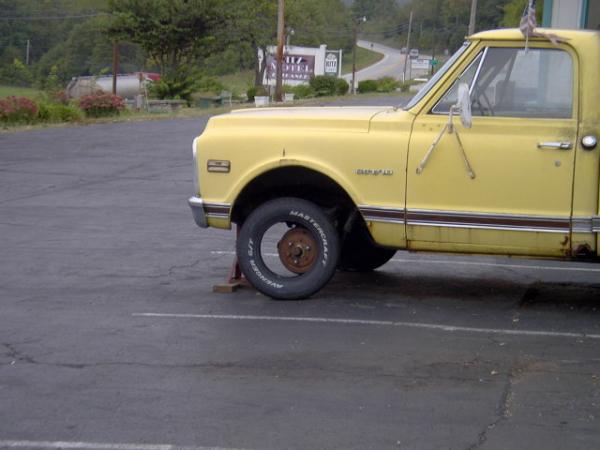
[[132, 313, 600, 340], [209, 251, 600, 273], [0, 440, 242, 450]]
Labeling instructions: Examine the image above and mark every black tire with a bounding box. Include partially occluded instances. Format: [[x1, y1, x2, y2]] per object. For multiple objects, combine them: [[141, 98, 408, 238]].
[[236, 197, 340, 300], [339, 219, 396, 272]]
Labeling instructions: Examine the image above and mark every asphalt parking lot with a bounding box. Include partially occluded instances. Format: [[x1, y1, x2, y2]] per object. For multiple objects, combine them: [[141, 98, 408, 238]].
[[1, 105, 600, 450]]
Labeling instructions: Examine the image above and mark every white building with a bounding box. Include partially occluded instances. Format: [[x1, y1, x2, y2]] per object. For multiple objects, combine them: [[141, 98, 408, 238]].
[[542, 0, 600, 29]]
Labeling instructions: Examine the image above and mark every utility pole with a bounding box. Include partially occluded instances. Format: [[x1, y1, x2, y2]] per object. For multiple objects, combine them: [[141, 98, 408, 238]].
[[431, 35, 435, 76], [275, 0, 285, 102], [112, 42, 119, 96], [468, 0, 478, 35], [351, 21, 358, 94], [402, 10, 413, 83], [351, 16, 366, 95], [25, 39, 30, 65]]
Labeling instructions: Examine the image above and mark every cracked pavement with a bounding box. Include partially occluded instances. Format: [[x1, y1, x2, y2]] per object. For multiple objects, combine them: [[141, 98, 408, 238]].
[[1, 105, 600, 450]]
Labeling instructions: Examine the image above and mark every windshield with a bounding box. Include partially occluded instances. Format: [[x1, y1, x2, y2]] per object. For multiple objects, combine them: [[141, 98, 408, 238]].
[[403, 42, 472, 110]]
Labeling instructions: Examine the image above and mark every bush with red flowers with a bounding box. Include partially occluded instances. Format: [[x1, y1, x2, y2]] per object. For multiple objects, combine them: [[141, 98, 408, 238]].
[[0, 96, 39, 124], [78, 93, 125, 117], [51, 90, 70, 105]]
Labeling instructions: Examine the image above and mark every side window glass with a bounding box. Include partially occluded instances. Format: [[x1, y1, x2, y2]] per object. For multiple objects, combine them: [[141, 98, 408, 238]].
[[471, 47, 572, 118], [432, 53, 482, 114]]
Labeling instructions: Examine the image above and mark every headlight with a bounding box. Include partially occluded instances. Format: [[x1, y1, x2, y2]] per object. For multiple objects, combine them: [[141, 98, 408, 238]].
[[192, 136, 200, 195]]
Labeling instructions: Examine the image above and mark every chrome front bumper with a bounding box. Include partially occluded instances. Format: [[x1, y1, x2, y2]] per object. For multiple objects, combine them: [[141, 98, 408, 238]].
[[188, 196, 208, 228]]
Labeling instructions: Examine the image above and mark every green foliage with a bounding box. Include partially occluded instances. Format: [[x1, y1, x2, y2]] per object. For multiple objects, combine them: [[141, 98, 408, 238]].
[[195, 76, 225, 94], [357, 79, 378, 94], [358, 77, 401, 94], [254, 85, 269, 96], [0, 85, 40, 99], [1, 0, 354, 92], [0, 58, 33, 87], [203, 42, 255, 77], [292, 84, 316, 99], [149, 76, 196, 102], [398, 80, 423, 93], [0, 0, 530, 94], [108, 0, 224, 77], [375, 76, 399, 92], [309, 76, 336, 96], [352, 0, 399, 22], [246, 86, 257, 102], [149, 72, 224, 102], [44, 66, 61, 93], [360, 0, 516, 54], [246, 85, 269, 103], [286, 0, 352, 51], [334, 78, 350, 96], [501, 0, 543, 27], [37, 101, 83, 123]]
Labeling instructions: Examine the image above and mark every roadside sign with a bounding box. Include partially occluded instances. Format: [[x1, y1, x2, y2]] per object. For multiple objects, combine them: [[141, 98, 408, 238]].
[[431, 59, 439, 66], [411, 58, 430, 70], [266, 54, 315, 81], [324, 50, 342, 77]]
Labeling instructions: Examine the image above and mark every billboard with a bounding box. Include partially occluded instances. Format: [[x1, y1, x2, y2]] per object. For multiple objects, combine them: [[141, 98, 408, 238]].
[[266, 54, 315, 81]]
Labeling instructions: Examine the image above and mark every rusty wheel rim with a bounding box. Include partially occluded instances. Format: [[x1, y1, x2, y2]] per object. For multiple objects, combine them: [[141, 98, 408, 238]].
[[277, 226, 318, 274]]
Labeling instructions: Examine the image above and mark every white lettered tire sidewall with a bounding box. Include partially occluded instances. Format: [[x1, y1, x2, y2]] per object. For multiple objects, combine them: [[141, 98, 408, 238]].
[[236, 198, 340, 300]]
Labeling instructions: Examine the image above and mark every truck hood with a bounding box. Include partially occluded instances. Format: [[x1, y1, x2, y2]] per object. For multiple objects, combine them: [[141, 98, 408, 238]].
[[207, 106, 392, 133]]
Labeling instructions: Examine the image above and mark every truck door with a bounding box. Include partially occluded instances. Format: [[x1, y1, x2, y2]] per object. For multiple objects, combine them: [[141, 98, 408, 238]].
[[406, 42, 578, 257]]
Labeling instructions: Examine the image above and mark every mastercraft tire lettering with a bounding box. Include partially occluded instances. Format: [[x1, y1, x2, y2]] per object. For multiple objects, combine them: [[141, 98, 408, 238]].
[[236, 198, 340, 300]]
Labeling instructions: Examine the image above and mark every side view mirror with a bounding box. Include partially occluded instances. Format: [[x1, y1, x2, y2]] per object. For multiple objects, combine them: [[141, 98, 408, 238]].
[[456, 82, 472, 129], [417, 81, 476, 179]]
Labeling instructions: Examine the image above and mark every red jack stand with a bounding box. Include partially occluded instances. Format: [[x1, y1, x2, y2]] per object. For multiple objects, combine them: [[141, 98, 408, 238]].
[[213, 226, 250, 293]]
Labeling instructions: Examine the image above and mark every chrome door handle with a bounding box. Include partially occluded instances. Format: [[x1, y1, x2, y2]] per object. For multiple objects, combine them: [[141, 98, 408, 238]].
[[537, 141, 572, 150]]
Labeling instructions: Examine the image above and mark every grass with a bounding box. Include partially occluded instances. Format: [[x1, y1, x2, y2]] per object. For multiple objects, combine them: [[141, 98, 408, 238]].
[[341, 46, 385, 76], [0, 85, 42, 99], [218, 70, 255, 96], [0, 104, 235, 133]]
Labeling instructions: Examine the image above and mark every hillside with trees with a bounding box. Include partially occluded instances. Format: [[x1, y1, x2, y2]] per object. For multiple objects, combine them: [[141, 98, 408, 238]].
[[0, 0, 528, 95], [352, 0, 539, 55]]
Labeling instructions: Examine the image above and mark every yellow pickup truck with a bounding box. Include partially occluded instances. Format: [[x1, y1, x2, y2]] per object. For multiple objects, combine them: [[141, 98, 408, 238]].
[[189, 28, 600, 299]]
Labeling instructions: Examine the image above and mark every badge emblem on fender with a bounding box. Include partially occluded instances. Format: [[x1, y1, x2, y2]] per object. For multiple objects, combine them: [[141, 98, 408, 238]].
[[355, 168, 394, 176]]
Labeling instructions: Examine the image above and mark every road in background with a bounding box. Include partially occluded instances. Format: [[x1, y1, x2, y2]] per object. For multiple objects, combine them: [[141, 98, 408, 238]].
[[1, 104, 599, 450], [343, 40, 431, 89]]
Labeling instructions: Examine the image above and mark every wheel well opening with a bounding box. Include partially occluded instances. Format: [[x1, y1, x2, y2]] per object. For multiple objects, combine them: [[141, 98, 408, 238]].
[[231, 166, 356, 226]]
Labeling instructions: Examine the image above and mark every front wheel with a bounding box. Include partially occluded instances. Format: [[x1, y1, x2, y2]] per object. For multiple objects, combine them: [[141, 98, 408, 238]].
[[236, 197, 340, 300]]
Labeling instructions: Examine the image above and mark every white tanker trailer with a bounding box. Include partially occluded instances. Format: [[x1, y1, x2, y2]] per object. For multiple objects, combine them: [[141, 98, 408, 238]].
[[66, 72, 160, 99]]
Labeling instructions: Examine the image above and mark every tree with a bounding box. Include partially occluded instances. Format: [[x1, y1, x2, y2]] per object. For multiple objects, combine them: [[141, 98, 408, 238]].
[[287, 0, 352, 51], [501, 0, 543, 27], [108, 0, 226, 77], [34, 15, 145, 87], [0, 58, 33, 86], [351, 0, 399, 21], [224, 0, 278, 86]]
